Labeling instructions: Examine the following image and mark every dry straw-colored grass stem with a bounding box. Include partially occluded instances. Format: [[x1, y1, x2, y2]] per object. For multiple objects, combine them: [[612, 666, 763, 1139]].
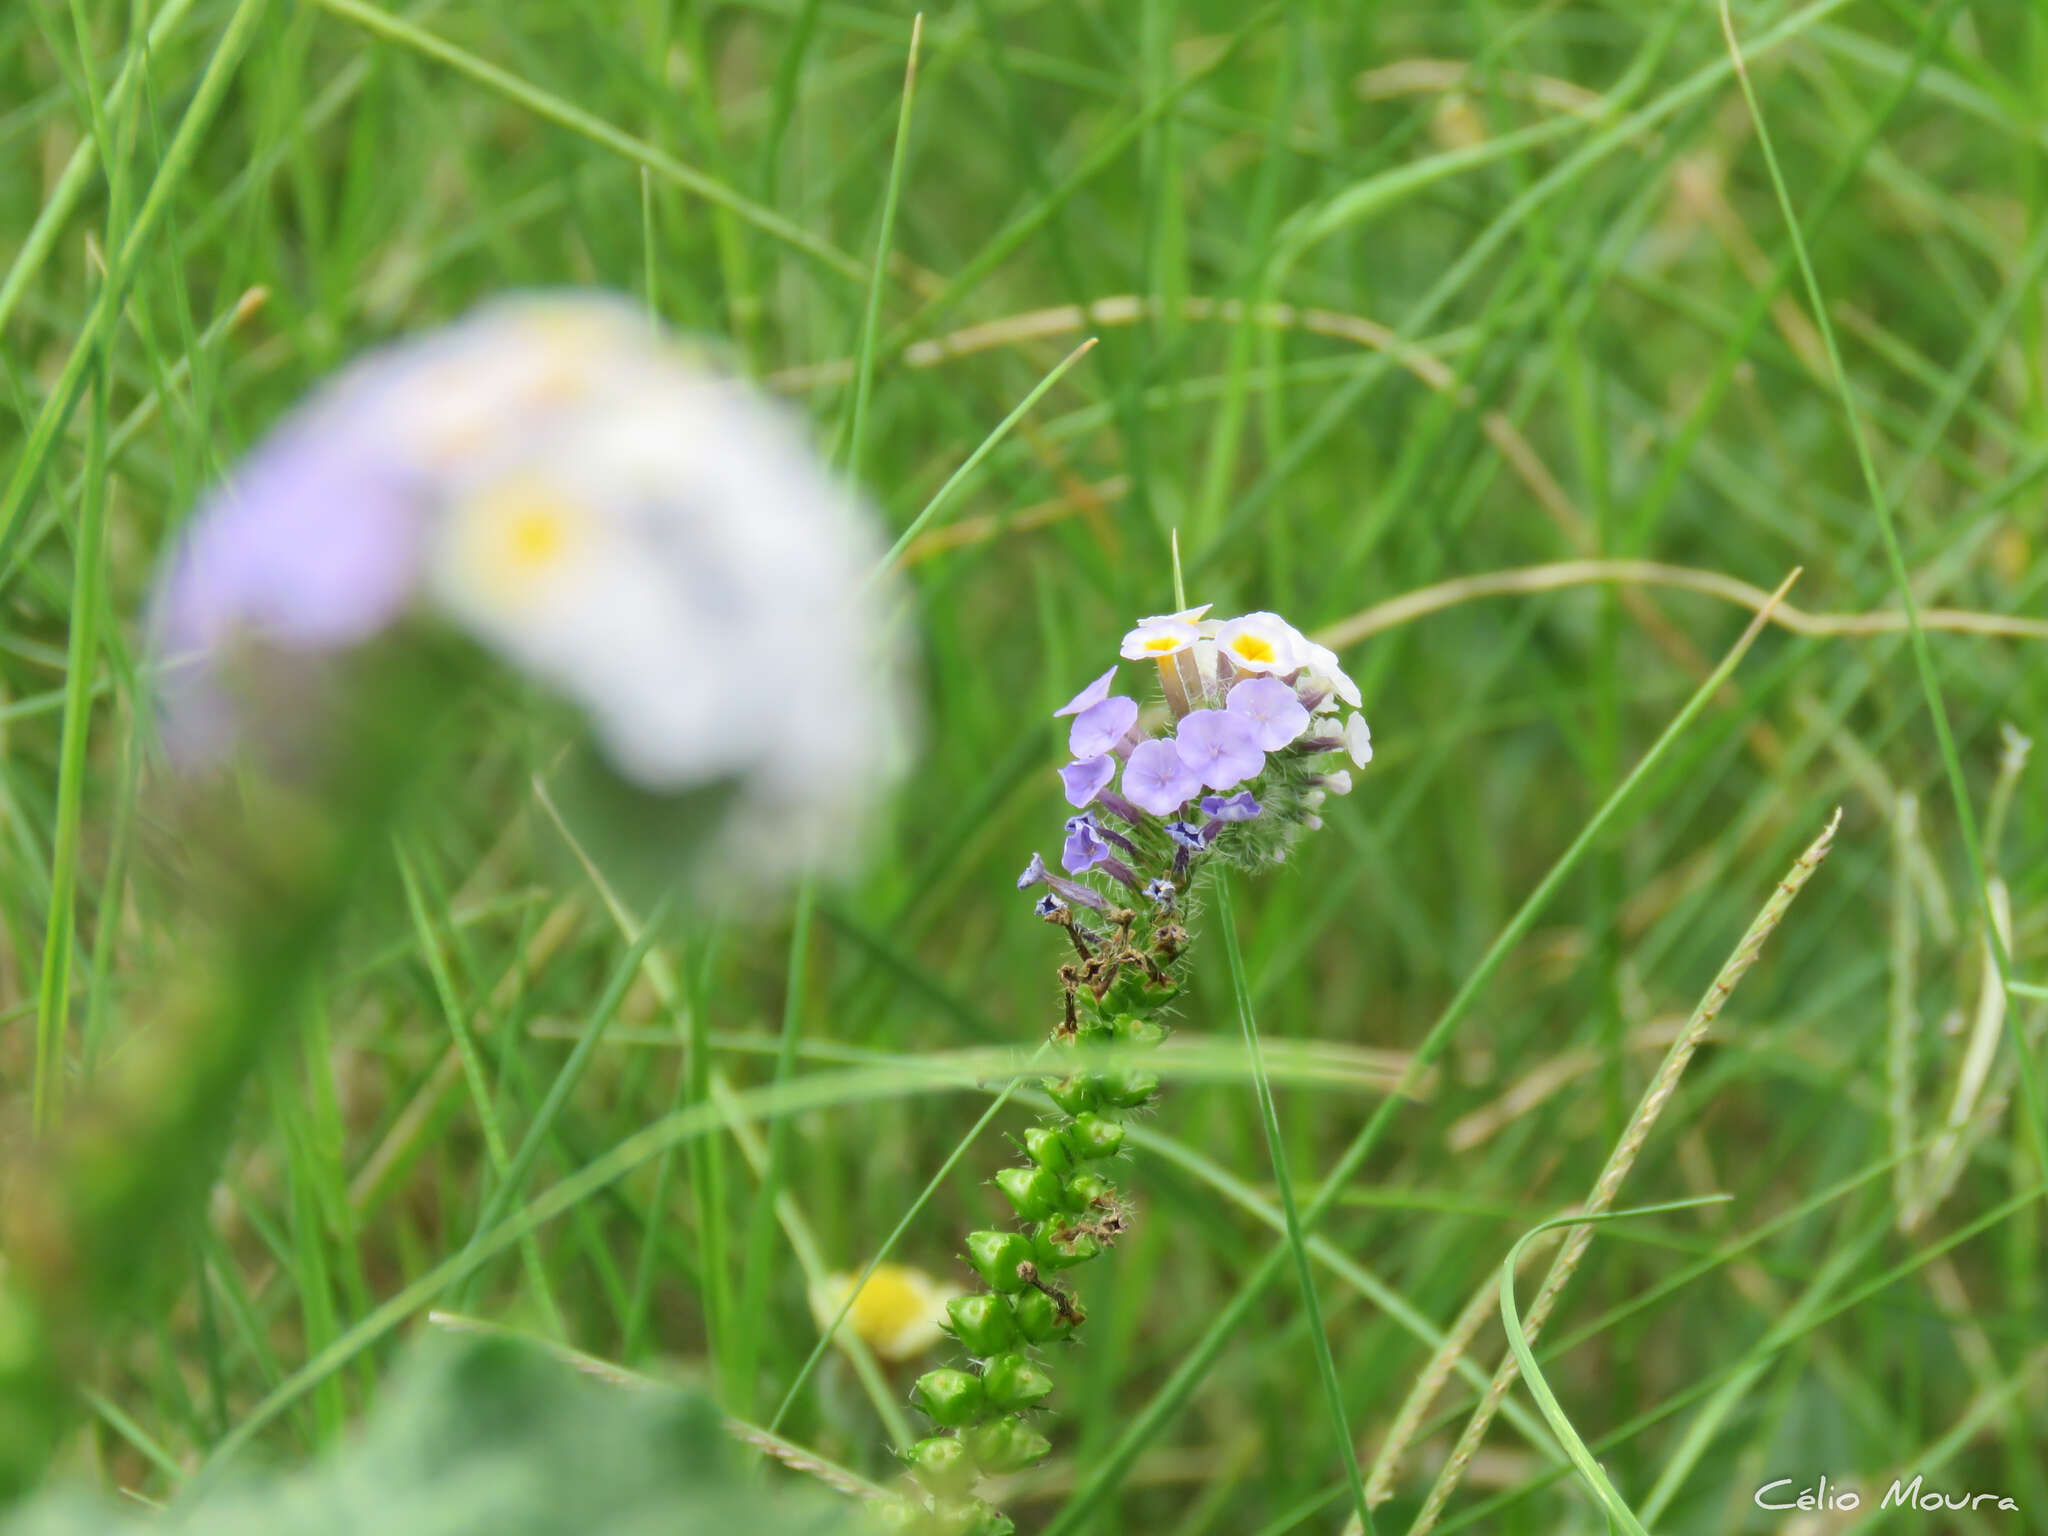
[[1315, 560, 2048, 648], [1359, 808, 1842, 1535]]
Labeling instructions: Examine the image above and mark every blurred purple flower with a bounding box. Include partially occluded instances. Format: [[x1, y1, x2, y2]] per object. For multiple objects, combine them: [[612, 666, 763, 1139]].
[[1122, 738, 1202, 817], [150, 413, 427, 763], [146, 292, 917, 892], [1175, 709, 1264, 791]]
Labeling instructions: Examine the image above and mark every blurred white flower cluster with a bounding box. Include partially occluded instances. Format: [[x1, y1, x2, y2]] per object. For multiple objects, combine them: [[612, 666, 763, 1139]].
[[152, 293, 911, 881]]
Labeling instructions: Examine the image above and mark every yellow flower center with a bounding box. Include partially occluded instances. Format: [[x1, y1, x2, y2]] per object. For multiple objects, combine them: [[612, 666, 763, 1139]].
[[450, 482, 583, 605], [1143, 635, 1181, 653], [1232, 633, 1276, 664], [503, 501, 570, 569]]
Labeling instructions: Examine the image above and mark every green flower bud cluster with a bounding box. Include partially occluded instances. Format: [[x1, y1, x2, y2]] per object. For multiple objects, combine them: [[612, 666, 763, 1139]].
[[886, 900, 1186, 1536]]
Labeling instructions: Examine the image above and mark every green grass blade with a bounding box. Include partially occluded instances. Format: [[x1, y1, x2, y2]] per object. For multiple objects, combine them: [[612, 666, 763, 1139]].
[[1718, 0, 2048, 1196], [1215, 874, 1373, 1534], [1497, 1198, 1734, 1536]]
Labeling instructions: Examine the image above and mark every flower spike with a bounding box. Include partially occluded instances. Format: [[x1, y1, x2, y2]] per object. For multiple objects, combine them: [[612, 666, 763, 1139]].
[[894, 596, 1374, 1533]]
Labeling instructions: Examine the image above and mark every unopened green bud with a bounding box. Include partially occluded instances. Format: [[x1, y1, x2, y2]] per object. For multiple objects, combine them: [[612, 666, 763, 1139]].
[[946, 1293, 1018, 1356], [993, 1165, 1064, 1222], [913, 1368, 987, 1427], [1104, 971, 1160, 1011], [964, 1230, 1033, 1292], [933, 1499, 1015, 1536], [1010, 1286, 1076, 1344], [1044, 1074, 1100, 1115], [1065, 1111, 1125, 1160], [1023, 1125, 1075, 1174], [981, 1351, 1054, 1411], [1119, 1016, 1170, 1047], [1076, 1017, 1117, 1047], [959, 1503, 1016, 1536], [871, 1494, 927, 1531], [1098, 1068, 1159, 1109], [1034, 1223, 1101, 1270], [1064, 1170, 1113, 1208], [905, 1435, 978, 1496], [964, 1415, 1052, 1475]]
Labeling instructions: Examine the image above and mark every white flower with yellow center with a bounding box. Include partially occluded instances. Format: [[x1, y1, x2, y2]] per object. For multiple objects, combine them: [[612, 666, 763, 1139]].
[[807, 1264, 961, 1362], [431, 351, 909, 877], [1214, 611, 1301, 675], [1119, 613, 1201, 660]]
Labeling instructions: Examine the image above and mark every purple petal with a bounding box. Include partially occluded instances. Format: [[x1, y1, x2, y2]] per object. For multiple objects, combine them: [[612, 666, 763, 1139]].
[[1017, 851, 1110, 912], [1053, 664, 1119, 718], [153, 416, 424, 657], [1225, 675, 1311, 751], [1173, 709, 1266, 791], [1059, 754, 1115, 808], [1200, 791, 1262, 822], [1068, 695, 1139, 759], [150, 417, 429, 765], [1122, 737, 1202, 817], [1062, 824, 1108, 874]]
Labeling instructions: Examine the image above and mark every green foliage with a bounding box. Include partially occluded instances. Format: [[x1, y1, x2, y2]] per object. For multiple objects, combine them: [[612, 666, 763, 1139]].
[[1, 1335, 856, 1536], [2, 2, 2046, 1533]]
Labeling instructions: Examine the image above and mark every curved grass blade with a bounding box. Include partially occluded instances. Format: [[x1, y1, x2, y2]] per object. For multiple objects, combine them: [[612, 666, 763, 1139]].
[[1498, 1198, 1733, 1536]]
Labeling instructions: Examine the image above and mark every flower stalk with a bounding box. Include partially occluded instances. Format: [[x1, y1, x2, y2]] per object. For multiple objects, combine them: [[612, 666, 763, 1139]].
[[885, 606, 1372, 1534]]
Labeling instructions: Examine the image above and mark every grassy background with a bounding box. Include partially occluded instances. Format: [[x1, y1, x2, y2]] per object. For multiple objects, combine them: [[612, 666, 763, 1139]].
[[3, 1, 2047, 1531]]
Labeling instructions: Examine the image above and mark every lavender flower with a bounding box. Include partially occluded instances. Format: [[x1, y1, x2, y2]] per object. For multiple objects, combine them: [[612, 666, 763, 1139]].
[[1062, 817, 1110, 874], [1123, 738, 1202, 817], [1174, 709, 1265, 791], [1142, 878, 1177, 909], [1225, 676, 1310, 751], [1165, 820, 1206, 852], [1059, 754, 1115, 809], [1068, 695, 1139, 759], [1054, 665, 1119, 718], [1017, 852, 1110, 912], [1200, 791, 1261, 822]]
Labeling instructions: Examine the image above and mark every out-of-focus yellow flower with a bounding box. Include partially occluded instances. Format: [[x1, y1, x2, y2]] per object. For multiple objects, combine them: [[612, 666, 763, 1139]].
[[808, 1264, 960, 1362]]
